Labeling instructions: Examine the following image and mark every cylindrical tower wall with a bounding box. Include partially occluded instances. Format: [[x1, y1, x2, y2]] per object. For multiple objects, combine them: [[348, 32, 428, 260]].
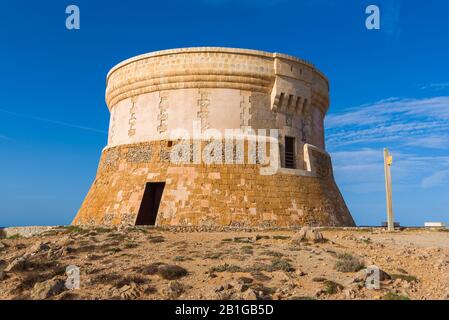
[[73, 47, 354, 227]]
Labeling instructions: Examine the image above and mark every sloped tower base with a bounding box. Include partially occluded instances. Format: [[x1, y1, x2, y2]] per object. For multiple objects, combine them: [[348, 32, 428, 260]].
[[73, 141, 355, 227]]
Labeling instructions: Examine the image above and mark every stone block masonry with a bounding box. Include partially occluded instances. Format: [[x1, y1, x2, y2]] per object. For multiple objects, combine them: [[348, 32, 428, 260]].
[[73, 47, 355, 227], [73, 140, 354, 227]]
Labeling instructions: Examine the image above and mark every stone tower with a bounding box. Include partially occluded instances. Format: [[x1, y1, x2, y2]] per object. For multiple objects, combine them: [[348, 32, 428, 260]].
[[73, 47, 355, 227]]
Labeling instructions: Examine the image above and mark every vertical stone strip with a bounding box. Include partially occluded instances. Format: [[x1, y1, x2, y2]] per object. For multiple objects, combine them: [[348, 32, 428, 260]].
[[109, 107, 116, 145], [158, 91, 169, 139], [197, 89, 210, 131], [128, 96, 137, 137], [240, 91, 252, 129], [158, 91, 170, 162], [300, 100, 312, 143]]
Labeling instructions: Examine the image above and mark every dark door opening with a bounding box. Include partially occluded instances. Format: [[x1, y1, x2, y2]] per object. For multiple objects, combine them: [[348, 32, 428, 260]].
[[284, 136, 296, 169], [135, 182, 165, 226]]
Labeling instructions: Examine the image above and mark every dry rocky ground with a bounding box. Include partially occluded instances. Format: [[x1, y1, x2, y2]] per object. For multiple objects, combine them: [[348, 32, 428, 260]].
[[1, 226, 448, 300]]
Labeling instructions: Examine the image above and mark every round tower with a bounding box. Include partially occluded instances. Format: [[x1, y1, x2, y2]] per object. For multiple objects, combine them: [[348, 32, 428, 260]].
[[73, 47, 355, 227]]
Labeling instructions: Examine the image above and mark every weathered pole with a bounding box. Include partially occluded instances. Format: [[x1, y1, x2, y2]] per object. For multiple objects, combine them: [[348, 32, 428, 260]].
[[383, 148, 394, 231]]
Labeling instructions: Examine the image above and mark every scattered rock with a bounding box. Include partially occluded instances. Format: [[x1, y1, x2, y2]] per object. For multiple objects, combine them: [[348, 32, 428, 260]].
[[28, 242, 50, 255], [250, 283, 276, 300], [230, 280, 249, 292], [117, 282, 141, 300], [272, 292, 283, 300], [4, 256, 28, 272], [277, 281, 297, 296], [30, 278, 65, 300], [353, 269, 368, 283], [48, 245, 76, 259], [215, 290, 235, 300], [58, 246, 76, 257], [0, 271, 5, 281], [392, 279, 402, 287], [224, 283, 234, 290], [241, 289, 257, 300], [157, 264, 188, 280], [214, 285, 225, 292], [2, 226, 56, 238], [292, 227, 325, 244], [344, 282, 363, 299], [312, 277, 327, 283], [296, 269, 307, 277], [315, 288, 326, 297], [140, 263, 188, 280], [14, 243, 26, 250], [237, 277, 254, 285], [357, 236, 372, 243], [46, 246, 67, 259], [165, 281, 185, 299], [344, 288, 356, 299], [250, 271, 271, 282]]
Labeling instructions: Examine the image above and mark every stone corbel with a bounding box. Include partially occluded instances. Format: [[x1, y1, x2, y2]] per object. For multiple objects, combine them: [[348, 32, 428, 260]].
[[270, 72, 311, 114]]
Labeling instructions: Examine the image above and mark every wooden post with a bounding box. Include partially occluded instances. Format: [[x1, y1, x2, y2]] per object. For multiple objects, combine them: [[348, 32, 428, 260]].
[[383, 148, 394, 231]]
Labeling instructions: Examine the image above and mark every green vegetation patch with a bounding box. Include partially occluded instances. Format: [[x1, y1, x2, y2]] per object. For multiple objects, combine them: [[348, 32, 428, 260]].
[[383, 292, 410, 300], [323, 280, 344, 295], [334, 253, 365, 273], [390, 274, 418, 282]]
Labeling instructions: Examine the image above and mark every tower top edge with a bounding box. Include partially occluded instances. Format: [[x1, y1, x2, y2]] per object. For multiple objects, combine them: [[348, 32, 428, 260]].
[[106, 47, 329, 85]]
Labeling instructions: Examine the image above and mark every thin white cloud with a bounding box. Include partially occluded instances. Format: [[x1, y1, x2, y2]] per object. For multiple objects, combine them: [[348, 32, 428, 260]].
[[0, 108, 107, 135], [405, 136, 449, 149], [420, 83, 449, 90], [326, 96, 449, 149], [421, 169, 449, 188], [331, 148, 449, 192]]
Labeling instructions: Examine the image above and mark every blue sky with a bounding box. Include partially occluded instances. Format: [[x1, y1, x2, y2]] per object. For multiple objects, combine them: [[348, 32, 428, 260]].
[[0, 0, 448, 227]]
